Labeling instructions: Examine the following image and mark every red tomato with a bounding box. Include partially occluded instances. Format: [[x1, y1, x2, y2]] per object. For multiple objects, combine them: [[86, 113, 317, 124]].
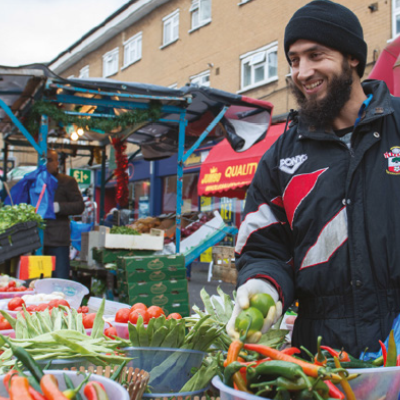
[[0, 318, 12, 330], [8, 298, 25, 311], [35, 303, 51, 312], [130, 303, 147, 312], [82, 313, 96, 329], [104, 322, 118, 339], [115, 308, 131, 323], [147, 306, 165, 319], [167, 313, 182, 320], [129, 309, 150, 324]]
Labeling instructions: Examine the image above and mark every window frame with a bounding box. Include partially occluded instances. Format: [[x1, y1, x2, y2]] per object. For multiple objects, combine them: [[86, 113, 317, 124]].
[[190, 70, 211, 87], [102, 47, 119, 78], [239, 42, 278, 92], [161, 9, 179, 48], [393, 0, 400, 38], [189, 0, 212, 32], [79, 65, 90, 79], [122, 32, 142, 69]]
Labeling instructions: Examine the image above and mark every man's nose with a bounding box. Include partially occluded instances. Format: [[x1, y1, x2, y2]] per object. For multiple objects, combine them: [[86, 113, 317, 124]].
[[297, 59, 314, 81]]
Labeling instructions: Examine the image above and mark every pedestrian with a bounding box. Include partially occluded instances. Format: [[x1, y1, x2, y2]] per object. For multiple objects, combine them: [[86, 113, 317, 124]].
[[44, 149, 84, 279], [227, 0, 400, 356]]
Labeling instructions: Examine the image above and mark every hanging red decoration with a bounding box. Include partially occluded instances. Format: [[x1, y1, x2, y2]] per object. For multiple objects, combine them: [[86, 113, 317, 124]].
[[112, 137, 129, 208]]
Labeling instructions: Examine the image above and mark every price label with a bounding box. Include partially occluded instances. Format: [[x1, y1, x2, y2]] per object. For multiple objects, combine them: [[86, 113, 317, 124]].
[[19, 256, 55, 280]]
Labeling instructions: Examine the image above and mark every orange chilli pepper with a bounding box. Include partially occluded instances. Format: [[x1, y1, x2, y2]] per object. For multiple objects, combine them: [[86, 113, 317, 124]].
[[9, 376, 34, 400], [40, 375, 69, 400]]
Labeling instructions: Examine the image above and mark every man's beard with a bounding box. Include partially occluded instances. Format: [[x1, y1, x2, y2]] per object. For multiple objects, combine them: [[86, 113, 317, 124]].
[[291, 59, 353, 127]]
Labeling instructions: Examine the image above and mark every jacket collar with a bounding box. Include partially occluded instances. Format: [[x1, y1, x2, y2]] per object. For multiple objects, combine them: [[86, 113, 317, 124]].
[[294, 80, 394, 140]]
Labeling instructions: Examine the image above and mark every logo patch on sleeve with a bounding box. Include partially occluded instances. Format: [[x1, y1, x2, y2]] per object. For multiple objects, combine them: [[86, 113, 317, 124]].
[[384, 147, 400, 175]]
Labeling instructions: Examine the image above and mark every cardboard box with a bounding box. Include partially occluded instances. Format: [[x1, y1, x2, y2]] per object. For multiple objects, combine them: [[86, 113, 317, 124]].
[[118, 254, 185, 272], [93, 248, 154, 264], [127, 278, 188, 298], [104, 229, 164, 251]]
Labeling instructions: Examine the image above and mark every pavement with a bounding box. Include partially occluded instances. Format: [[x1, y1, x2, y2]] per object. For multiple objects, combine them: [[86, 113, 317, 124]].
[[187, 261, 236, 311]]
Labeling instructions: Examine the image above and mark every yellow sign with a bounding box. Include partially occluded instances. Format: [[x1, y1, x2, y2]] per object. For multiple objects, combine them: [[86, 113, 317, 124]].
[[20, 256, 55, 279]]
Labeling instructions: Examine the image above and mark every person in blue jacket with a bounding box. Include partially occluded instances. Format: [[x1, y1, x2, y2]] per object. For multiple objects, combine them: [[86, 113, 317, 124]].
[[228, 0, 400, 356]]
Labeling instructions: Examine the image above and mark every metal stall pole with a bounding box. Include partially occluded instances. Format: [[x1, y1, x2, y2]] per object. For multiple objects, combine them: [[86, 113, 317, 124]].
[[175, 113, 188, 254], [100, 146, 107, 225]]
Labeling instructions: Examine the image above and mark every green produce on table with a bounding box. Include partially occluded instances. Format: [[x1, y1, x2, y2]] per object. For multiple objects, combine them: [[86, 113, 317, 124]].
[[110, 226, 140, 235], [0, 204, 45, 233]]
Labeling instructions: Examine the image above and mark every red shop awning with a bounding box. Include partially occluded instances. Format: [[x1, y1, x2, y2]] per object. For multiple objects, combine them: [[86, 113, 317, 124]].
[[198, 122, 286, 199]]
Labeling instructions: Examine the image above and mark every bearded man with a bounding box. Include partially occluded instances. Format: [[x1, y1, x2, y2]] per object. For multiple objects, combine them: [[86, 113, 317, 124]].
[[227, 0, 400, 356]]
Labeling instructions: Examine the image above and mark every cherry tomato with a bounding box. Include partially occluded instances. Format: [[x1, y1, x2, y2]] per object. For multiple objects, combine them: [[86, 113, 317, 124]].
[[129, 309, 150, 324], [147, 306, 165, 319], [130, 303, 147, 312], [115, 308, 131, 323], [104, 322, 118, 339], [167, 313, 182, 320], [0, 318, 12, 330], [8, 298, 25, 311], [82, 313, 96, 329], [35, 303, 51, 312]]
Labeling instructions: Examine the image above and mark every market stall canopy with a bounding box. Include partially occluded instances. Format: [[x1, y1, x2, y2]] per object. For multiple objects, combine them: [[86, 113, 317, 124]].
[[0, 64, 274, 160], [198, 122, 286, 199]]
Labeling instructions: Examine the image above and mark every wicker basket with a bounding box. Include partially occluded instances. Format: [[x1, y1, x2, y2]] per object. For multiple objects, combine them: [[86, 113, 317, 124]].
[[66, 365, 149, 400], [211, 246, 237, 285]]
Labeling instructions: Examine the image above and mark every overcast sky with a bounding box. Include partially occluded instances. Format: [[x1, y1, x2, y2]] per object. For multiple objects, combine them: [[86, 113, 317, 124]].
[[0, 0, 130, 66]]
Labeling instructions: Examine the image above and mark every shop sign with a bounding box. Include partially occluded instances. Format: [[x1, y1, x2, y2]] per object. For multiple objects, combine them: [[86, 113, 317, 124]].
[[70, 168, 91, 187]]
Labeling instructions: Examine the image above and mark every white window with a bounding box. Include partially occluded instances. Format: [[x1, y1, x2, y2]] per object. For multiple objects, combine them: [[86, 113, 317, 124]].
[[190, 0, 211, 31], [79, 65, 89, 78], [393, 0, 400, 38], [163, 10, 179, 46], [190, 70, 210, 87], [102, 47, 119, 77], [240, 43, 278, 91], [123, 33, 142, 68]]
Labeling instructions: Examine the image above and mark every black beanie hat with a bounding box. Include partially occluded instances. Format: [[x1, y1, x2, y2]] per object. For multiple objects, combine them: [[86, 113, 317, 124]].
[[284, 0, 367, 77]]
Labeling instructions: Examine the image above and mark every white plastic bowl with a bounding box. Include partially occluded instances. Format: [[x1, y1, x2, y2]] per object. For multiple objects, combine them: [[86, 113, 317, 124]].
[[34, 278, 89, 309], [0, 370, 129, 400]]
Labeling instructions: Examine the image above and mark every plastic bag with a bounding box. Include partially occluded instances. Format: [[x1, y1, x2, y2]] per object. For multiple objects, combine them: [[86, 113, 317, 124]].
[[5, 165, 58, 219], [362, 313, 400, 360]]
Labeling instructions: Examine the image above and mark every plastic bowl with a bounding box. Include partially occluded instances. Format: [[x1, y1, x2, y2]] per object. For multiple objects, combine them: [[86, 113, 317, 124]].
[[0, 290, 34, 300], [0, 370, 129, 400], [121, 346, 206, 396], [344, 367, 400, 400], [34, 278, 89, 309]]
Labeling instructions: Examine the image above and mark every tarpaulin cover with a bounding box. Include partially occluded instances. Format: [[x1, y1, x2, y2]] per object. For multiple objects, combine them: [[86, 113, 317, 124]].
[[0, 64, 274, 160], [198, 122, 286, 199]]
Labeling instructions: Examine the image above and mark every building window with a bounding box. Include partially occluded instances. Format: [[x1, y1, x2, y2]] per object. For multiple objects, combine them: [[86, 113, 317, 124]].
[[79, 65, 89, 78], [190, 70, 210, 87], [190, 0, 211, 31], [162, 9, 179, 47], [393, 0, 400, 38], [123, 33, 142, 68], [240, 43, 278, 91], [102, 47, 119, 77]]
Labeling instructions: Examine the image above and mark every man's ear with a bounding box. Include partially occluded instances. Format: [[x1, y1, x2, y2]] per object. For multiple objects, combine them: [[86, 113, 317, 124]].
[[348, 55, 360, 68]]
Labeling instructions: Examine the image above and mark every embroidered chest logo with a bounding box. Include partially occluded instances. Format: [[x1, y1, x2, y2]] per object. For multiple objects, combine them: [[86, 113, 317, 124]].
[[384, 147, 400, 175], [279, 154, 308, 174]]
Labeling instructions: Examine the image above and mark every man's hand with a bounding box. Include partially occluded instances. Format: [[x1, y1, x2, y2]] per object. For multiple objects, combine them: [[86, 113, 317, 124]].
[[226, 279, 283, 341]]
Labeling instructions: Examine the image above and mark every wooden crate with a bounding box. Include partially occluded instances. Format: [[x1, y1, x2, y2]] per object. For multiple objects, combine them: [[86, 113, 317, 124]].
[[211, 246, 237, 285]]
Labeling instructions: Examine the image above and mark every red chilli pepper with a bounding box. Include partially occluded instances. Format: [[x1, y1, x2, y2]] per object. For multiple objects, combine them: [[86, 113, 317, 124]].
[[379, 340, 387, 366], [325, 380, 345, 399], [28, 387, 47, 400]]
